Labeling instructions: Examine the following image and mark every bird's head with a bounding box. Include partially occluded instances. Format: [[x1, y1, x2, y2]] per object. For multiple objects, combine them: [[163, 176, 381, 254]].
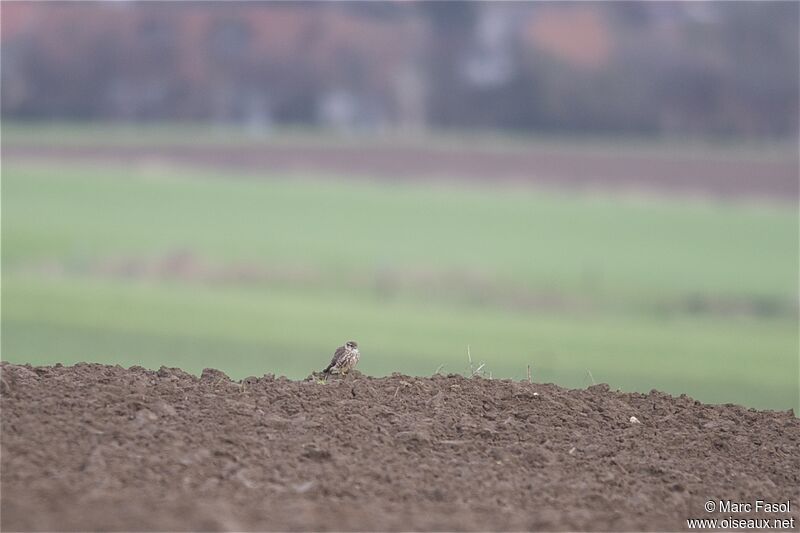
[[345, 340, 359, 350]]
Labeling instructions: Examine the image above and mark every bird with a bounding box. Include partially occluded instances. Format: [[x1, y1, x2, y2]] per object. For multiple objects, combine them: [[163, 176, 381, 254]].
[[322, 340, 360, 378]]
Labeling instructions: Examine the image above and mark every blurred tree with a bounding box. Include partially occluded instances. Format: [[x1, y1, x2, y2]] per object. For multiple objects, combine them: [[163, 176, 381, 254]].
[[1, 1, 796, 138]]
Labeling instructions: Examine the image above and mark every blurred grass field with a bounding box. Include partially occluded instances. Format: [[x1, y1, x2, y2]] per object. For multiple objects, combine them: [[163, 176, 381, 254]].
[[2, 130, 798, 411], [4, 121, 797, 160]]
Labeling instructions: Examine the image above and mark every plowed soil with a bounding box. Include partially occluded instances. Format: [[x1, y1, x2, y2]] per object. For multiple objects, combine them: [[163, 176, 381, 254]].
[[1, 363, 798, 531], [5, 143, 798, 202]]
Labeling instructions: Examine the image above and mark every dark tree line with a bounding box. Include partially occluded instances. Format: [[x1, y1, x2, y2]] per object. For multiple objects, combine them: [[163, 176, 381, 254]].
[[2, 2, 797, 138]]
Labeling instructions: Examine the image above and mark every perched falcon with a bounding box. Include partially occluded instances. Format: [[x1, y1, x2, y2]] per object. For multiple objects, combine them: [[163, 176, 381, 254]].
[[322, 340, 360, 377]]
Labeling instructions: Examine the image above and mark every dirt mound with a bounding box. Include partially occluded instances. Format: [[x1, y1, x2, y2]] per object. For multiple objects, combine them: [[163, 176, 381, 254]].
[[1, 363, 797, 531]]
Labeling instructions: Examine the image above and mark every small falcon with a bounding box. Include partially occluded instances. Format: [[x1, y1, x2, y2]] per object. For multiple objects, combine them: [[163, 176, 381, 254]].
[[322, 340, 360, 377]]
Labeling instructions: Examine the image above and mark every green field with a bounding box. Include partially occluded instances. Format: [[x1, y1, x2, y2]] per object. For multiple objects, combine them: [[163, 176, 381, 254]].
[[2, 148, 798, 410], [3, 121, 797, 160]]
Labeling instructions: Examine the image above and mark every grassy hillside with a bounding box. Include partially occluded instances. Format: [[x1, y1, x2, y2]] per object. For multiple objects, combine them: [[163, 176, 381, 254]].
[[2, 159, 798, 410]]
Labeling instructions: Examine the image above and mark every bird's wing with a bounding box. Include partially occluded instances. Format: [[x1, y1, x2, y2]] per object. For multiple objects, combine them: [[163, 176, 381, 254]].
[[324, 346, 347, 372]]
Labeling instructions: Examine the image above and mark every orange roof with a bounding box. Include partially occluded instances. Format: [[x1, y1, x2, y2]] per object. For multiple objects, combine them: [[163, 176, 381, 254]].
[[523, 5, 612, 69]]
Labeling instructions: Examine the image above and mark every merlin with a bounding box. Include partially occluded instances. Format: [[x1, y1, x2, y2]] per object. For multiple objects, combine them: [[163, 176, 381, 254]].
[[322, 340, 360, 377]]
